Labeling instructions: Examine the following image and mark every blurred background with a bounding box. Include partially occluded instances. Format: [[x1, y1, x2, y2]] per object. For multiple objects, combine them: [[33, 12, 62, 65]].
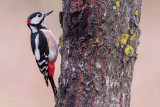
[[0, 0, 159, 107]]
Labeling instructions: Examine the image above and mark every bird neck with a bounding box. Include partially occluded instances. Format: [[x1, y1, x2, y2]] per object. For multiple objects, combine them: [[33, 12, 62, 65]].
[[29, 25, 47, 33]]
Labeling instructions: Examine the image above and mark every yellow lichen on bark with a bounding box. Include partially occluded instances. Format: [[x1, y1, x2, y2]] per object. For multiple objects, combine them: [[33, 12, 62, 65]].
[[120, 33, 129, 45], [125, 44, 133, 55], [135, 10, 139, 16], [116, 1, 120, 7], [95, 38, 99, 43], [130, 35, 136, 40]]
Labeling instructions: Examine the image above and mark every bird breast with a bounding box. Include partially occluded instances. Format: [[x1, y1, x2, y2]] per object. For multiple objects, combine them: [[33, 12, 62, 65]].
[[41, 29, 58, 62]]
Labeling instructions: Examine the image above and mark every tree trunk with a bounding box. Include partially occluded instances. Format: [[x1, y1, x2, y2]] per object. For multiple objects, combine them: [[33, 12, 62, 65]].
[[56, 0, 142, 107]]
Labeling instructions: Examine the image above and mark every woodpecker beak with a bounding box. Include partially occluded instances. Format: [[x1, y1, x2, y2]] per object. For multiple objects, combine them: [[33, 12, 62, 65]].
[[44, 10, 53, 17]]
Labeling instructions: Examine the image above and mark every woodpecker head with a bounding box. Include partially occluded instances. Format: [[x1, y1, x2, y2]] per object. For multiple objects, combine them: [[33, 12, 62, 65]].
[[27, 10, 53, 28]]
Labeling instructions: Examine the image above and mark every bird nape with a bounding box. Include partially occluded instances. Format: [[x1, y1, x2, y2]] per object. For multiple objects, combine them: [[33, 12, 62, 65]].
[[27, 10, 58, 98]]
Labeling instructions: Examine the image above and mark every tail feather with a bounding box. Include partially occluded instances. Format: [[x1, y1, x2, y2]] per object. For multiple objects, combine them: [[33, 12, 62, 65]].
[[44, 76, 49, 86], [48, 76, 57, 97]]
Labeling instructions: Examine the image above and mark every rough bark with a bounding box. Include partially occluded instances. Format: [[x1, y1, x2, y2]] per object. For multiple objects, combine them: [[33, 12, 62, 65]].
[[56, 0, 142, 107]]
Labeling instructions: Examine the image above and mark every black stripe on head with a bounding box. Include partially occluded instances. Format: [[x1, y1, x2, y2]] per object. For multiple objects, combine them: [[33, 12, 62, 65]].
[[27, 12, 42, 20]]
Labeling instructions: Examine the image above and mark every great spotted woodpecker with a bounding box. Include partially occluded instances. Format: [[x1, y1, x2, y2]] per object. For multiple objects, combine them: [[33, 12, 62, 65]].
[[27, 10, 58, 97]]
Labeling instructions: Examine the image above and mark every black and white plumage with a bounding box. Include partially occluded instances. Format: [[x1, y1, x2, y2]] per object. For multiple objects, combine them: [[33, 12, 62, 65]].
[[31, 31, 49, 84], [27, 10, 58, 97]]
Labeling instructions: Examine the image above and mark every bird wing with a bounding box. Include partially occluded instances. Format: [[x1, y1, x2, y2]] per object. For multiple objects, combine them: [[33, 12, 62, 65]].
[[31, 31, 49, 86]]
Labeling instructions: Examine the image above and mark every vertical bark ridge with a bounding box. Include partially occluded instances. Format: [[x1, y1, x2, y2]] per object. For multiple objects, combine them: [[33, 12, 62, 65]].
[[97, 3, 102, 43], [76, 68, 82, 107], [76, 41, 87, 107], [88, 53, 94, 107]]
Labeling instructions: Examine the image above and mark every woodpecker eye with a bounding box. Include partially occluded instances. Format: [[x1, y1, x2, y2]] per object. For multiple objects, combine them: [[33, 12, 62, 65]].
[[38, 14, 42, 17]]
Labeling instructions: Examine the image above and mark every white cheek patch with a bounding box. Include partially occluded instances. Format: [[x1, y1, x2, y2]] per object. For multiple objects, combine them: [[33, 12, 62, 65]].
[[42, 18, 46, 26], [35, 34, 40, 61], [30, 15, 43, 24]]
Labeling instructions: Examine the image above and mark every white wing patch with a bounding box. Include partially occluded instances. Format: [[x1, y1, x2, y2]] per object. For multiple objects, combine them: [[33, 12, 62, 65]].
[[38, 60, 48, 66], [35, 34, 40, 61], [40, 66, 48, 72], [43, 53, 48, 58]]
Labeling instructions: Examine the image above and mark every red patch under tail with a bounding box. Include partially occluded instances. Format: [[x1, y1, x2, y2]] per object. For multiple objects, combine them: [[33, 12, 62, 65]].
[[48, 62, 55, 77]]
